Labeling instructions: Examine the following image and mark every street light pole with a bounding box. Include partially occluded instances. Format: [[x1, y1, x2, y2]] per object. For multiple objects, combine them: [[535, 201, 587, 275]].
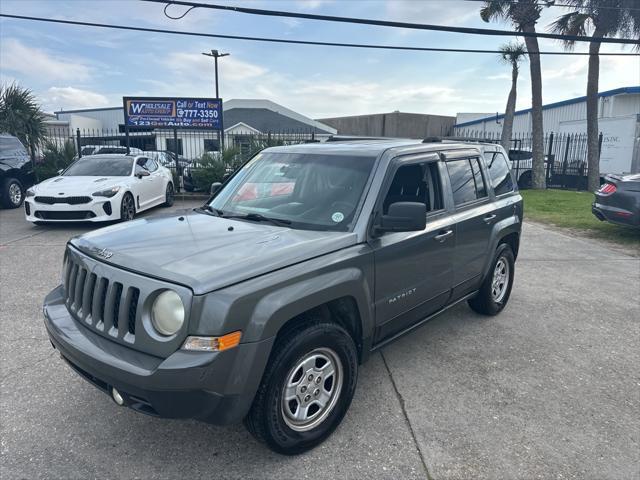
[[202, 49, 229, 151]]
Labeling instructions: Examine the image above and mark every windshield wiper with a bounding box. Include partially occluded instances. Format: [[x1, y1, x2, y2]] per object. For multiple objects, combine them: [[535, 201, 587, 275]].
[[221, 212, 292, 227], [195, 205, 225, 217]]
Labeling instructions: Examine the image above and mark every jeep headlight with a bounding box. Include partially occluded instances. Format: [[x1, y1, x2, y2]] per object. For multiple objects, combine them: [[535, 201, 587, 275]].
[[151, 290, 185, 336], [92, 186, 121, 197]]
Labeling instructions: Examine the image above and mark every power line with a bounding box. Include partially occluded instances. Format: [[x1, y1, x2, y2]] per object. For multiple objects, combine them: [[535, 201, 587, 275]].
[[143, 0, 640, 45], [2, 13, 638, 56]]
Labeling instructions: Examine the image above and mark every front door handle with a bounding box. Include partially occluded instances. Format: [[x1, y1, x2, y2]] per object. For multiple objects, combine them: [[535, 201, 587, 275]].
[[434, 229, 454, 242], [483, 214, 497, 224]]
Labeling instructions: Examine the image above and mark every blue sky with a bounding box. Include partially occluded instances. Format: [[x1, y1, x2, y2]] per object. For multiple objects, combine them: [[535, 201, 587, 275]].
[[1, 0, 638, 119]]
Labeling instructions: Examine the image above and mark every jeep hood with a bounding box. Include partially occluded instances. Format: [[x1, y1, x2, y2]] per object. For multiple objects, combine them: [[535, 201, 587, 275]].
[[70, 210, 357, 294]]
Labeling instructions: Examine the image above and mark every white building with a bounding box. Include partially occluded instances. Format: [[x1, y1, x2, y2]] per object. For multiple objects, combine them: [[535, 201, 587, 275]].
[[453, 86, 640, 174], [46, 99, 336, 159]]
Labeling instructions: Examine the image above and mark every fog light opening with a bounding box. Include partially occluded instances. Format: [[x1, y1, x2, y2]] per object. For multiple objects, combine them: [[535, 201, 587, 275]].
[[111, 387, 124, 406]]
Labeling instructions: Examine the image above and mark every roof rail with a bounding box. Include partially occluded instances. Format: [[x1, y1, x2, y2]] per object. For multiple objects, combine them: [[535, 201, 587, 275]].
[[422, 136, 442, 143], [326, 135, 400, 142], [442, 135, 501, 144]]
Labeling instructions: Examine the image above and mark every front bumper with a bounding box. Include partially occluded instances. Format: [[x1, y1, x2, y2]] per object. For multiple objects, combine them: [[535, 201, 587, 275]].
[[592, 202, 640, 228], [25, 195, 120, 223], [43, 286, 274, 424]]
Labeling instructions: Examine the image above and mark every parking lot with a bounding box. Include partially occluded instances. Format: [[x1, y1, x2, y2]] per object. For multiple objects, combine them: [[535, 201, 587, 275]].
[[1, 200, 638, 480]]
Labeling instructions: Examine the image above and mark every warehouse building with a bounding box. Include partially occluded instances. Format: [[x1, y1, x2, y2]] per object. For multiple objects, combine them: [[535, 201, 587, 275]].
[[318, 111, 455, 139], [453, 86, 640, 174]]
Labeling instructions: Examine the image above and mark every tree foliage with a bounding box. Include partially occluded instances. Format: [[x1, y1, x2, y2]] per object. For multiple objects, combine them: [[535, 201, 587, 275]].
[[0, 83, 47, 153]]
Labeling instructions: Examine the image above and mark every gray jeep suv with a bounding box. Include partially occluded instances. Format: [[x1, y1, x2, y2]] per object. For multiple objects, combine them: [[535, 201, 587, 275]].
[[43, 138, 522, 454]]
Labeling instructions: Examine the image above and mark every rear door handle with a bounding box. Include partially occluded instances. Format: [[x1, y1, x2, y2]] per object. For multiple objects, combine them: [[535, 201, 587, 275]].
[[434, 229, 454, 242], [483, 214, 497, 224]]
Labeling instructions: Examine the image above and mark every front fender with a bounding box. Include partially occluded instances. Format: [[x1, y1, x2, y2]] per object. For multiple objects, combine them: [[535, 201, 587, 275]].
[[190, 245, 375, 347]]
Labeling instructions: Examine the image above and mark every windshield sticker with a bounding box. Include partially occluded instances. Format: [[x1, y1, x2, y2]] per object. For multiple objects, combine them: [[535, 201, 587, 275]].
[[331, 212, 345, 223]]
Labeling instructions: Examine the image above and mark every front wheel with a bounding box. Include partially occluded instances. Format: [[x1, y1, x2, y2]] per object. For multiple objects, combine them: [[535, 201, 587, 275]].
[[468, 243, 515, 316], [244, 319, 358, 455], [119, 192, 136, 222], [1, 177, 24, 208]]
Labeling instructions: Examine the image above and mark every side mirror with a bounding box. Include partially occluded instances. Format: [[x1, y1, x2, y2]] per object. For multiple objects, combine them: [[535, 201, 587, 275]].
[[376, 202, 426, 233], [210, 182, 222, 195], [136, 170, 150, 179]]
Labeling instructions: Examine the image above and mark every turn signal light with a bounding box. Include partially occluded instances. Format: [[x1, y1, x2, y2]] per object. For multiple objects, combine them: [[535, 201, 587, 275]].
[[181, 331, 242, 352]]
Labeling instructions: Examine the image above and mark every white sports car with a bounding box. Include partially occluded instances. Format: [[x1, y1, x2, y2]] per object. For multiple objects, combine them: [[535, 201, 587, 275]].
[[24, 154, 174, 223]]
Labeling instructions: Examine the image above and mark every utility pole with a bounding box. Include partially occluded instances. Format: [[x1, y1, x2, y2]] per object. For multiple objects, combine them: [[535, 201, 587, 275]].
[[202, 49, 229, 152]]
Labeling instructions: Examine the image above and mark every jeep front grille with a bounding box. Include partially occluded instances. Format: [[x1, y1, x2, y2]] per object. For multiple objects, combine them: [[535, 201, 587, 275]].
[[63, 258, 140, 338]]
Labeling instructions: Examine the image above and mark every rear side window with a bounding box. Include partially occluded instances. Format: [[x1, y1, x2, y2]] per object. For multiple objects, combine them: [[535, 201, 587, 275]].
[[487, 152, 515, 195], [446, 158, 488, 206]]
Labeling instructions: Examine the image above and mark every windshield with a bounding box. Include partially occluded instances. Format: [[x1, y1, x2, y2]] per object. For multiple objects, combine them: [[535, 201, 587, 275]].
[[208, 152, 377, 231], [63, 156, 133, 176], [0, 136, 28, 156]]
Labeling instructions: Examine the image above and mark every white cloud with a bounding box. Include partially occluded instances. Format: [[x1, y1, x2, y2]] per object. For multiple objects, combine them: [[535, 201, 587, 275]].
[[384, 0, 479, 27], [41, 86, 110, 111], [164, 52, 267, 82], [0, 38, 92, 82]]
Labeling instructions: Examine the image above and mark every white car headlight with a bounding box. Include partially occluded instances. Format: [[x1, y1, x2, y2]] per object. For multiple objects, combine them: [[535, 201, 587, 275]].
[[151, 290, 185, 336], [26, 188, 35, 197], [92, 186, 121, 198]]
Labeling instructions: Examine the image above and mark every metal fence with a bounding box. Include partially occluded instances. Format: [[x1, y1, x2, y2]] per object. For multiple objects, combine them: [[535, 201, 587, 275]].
[[40, 127, 320, 191], [453, 129, 602, 190]]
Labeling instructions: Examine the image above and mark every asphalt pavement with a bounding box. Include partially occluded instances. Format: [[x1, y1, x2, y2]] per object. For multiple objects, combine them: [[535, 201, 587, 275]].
[[1, 201, 638, 480]]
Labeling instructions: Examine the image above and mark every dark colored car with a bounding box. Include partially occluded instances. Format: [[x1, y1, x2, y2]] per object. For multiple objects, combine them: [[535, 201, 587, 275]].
[[43, 139, 523, 454], [593, 173, 640, 228], [144, 150, 195, 191], [0, 133, 35, 208]]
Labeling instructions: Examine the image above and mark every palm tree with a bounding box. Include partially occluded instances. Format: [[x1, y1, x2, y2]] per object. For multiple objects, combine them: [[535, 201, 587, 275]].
[[481, 0, 547, 189], [550, 0, 640, 192], [0, 83, 47, 159], [498, 42, 527, 152]]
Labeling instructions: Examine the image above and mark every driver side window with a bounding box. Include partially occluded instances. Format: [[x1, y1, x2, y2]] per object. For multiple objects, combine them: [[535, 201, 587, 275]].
[[383, 161, 444, 214]]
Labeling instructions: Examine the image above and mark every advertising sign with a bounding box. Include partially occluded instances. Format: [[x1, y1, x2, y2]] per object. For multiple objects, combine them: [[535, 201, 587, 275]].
[[123, 97, 222, 129]]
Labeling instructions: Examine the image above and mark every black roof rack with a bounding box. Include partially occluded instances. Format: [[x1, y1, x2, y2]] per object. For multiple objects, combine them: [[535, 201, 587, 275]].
[[422, 136, 442, 143], [326, 135, 403, 142]]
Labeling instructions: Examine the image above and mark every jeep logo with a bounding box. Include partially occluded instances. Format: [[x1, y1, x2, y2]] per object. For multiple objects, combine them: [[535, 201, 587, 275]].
[[93, 248, 113, 259]]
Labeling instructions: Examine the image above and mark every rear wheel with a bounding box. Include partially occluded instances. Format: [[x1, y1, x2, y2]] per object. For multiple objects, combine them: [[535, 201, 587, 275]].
[[119, 192, 135, 221], [244, 319, 358, 455], [468, 243, 515, 316], [1, 177, 24, 208], [163, 182, 174, 207]]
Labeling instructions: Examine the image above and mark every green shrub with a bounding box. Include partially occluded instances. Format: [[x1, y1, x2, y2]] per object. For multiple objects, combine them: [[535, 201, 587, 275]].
[[35, 140, 76, 181], [191, 151, 228, 192]]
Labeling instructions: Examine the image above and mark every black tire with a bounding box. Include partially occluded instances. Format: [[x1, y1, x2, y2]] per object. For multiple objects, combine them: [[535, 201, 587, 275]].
[[1, 177, 24, 209], [468, 243, 515, 316], [244, 317, 358, 455], [119, 192, 136, 222], [518, 171, 532, 189], [163, 182, 174, 207]]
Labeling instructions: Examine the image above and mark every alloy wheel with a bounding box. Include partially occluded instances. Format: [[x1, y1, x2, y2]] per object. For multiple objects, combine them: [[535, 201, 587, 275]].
[[281, 347, 343, 432], [9, 182, 22, 206], [121, 194, 135, 221], [491, 257, 510, 303]]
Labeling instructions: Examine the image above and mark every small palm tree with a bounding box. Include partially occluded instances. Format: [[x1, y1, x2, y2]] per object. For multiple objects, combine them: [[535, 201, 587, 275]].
[[550, 0, 640, 192], [481, 0, 547, 189], [498, 42, 527, 152], [0, 83, 46, 159]]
